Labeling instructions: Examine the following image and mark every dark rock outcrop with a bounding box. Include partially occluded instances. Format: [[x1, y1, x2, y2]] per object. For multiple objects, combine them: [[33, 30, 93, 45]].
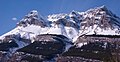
[[11, 34, 72, 62]]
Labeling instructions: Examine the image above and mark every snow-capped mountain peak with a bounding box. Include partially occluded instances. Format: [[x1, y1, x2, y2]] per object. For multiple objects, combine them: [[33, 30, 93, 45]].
[[79, 6, 120, 35], [29, 10, 38, 16], [17, 10, 48, 27]]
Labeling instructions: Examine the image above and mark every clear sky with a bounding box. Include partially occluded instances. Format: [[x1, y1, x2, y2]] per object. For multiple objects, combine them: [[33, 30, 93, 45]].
[[0, 0, 120, 35]]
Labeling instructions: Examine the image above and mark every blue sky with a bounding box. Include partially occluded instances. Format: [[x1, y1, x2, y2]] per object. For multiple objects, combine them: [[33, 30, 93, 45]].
[[0, 0, 120, 35]]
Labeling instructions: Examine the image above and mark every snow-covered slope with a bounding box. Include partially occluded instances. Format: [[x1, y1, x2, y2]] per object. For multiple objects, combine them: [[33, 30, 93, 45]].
[[0, 11, 79, 41], [0, 5, 120, 42], [0, 10, 49, 40]]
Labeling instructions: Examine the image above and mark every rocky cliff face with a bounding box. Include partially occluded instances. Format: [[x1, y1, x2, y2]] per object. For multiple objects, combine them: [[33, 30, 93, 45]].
[[79, 6, 120, 35], [17, 10, 49, 27]]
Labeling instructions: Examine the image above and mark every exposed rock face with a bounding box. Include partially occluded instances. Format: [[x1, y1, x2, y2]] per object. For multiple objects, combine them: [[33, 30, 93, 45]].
[[74, 35, 120, 62], [75, 35, 120, 45], [54, 18, 80, 29], [79, 6, 120, 35], [17, 10, 48, 27], [48, 11, 81, 29]]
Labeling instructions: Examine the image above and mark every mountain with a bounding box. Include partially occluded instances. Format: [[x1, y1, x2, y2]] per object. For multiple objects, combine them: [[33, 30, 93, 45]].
[[0, 10, 80, 41], [17, 10, 49, 27], [0, 5, 120, 62], [0, 10, 49, 40], [1, 6, 120, 41], [79, 5, 120, 35]]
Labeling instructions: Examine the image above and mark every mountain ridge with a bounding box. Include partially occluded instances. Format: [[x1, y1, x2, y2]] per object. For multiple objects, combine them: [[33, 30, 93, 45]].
[[0, 5, 120, 62], [1, 6, 120, 41]]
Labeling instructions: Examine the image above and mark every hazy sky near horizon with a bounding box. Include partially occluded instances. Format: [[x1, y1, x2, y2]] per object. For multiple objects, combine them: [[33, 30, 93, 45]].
[[0, 0, 120, 35]]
